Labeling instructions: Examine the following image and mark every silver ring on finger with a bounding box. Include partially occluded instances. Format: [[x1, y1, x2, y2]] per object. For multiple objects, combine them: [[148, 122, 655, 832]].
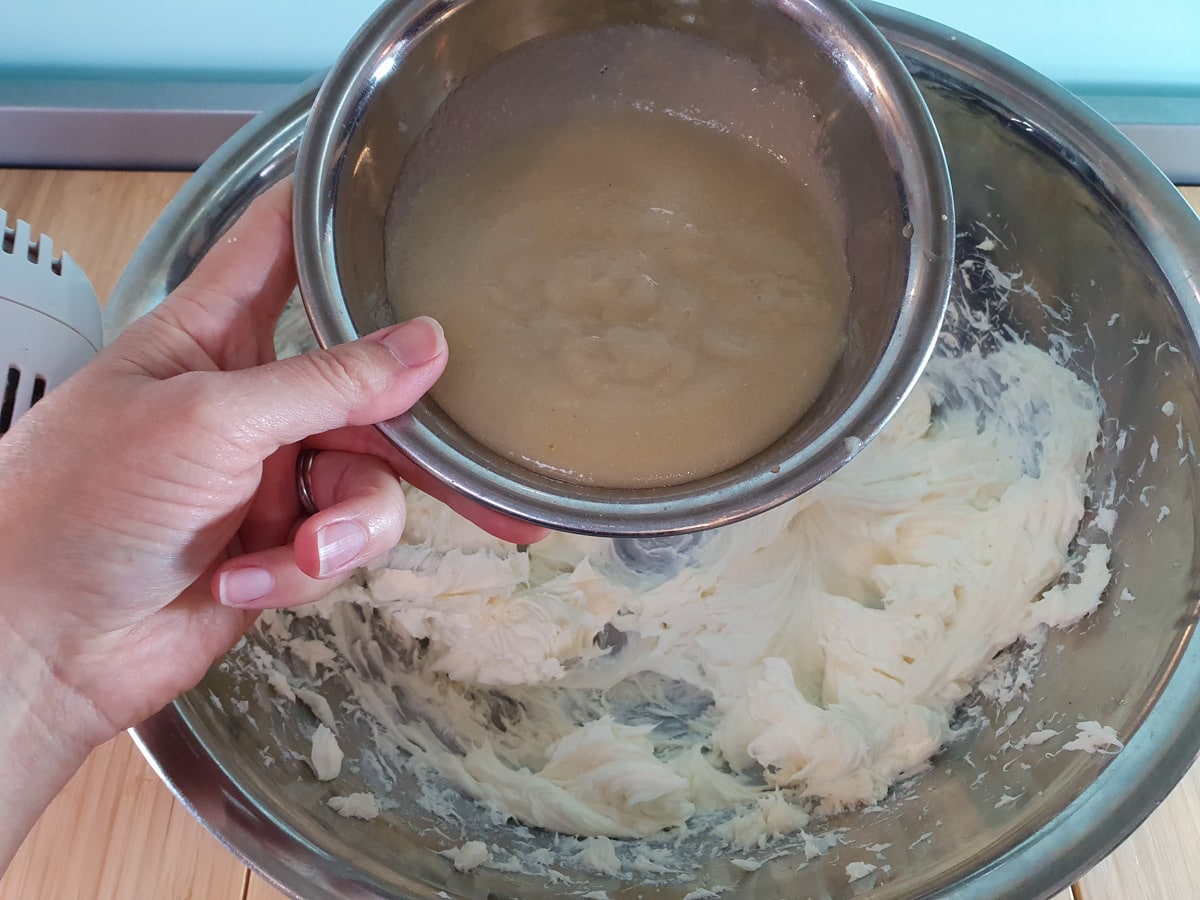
[[296, 448, 320, 517]]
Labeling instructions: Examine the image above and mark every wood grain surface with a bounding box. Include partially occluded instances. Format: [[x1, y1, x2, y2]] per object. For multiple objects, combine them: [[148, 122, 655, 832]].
[[0, 169, 1195, 900]]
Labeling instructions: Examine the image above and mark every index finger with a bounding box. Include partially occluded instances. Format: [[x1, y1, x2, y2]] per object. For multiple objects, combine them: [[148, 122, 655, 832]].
[[143, 180, 298, 375]]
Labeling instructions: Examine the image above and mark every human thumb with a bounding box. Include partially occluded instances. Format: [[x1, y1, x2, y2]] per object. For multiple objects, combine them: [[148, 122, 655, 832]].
[[212, 316, 447, 460]]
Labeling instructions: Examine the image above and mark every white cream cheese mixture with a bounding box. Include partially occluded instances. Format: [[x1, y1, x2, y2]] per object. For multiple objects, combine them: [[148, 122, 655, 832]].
[[252, 328, 1107, 858]]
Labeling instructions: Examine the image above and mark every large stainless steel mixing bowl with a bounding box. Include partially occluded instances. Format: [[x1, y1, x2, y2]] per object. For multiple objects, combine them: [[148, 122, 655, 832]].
[[291, 0, 955, 537], [107, 3, 1200, 899]]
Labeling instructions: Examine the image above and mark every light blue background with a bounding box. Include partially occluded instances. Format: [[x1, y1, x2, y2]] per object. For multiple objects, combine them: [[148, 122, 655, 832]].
[[0, 1, 1198, 93]]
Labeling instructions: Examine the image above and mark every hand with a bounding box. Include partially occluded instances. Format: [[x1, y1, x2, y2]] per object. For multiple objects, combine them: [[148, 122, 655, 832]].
[[0, 181, 545, 865]]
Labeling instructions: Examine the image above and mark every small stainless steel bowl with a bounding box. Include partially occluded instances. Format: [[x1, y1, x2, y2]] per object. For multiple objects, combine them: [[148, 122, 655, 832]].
[[293, 0, 955, 536]]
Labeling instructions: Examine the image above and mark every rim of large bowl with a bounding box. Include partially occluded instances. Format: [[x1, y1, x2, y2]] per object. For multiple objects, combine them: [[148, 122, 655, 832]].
[[114, 4, 1200, 897], [290, 0, 956, 537]]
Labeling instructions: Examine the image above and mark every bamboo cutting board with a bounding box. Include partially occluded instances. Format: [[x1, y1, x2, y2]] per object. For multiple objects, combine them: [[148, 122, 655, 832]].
[[0, 168, 1196, 900]]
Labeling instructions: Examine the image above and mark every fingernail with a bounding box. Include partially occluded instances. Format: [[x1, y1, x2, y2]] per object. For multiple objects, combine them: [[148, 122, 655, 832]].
[[316, 519, 368, 577], [378, 316, 445, 367], [218, 567, 274, 607]]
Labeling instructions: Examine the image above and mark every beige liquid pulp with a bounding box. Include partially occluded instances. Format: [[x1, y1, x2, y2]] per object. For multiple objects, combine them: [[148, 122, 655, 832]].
[[385, 38, 850, 488]]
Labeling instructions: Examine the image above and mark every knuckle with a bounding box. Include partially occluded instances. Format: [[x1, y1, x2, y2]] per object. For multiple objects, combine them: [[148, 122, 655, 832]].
[[172, 371, 226, 424], [305, 344, 387, 402], [174, 372, 249, 447]]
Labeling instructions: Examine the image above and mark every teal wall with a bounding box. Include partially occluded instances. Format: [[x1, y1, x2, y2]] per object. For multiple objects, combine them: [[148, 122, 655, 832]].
[[1, 0, 1197, 93], [894, 0, 1200, 93]]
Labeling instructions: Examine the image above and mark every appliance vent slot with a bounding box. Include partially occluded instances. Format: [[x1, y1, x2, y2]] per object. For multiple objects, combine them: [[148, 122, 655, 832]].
[[1, 365, 19, 433]]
